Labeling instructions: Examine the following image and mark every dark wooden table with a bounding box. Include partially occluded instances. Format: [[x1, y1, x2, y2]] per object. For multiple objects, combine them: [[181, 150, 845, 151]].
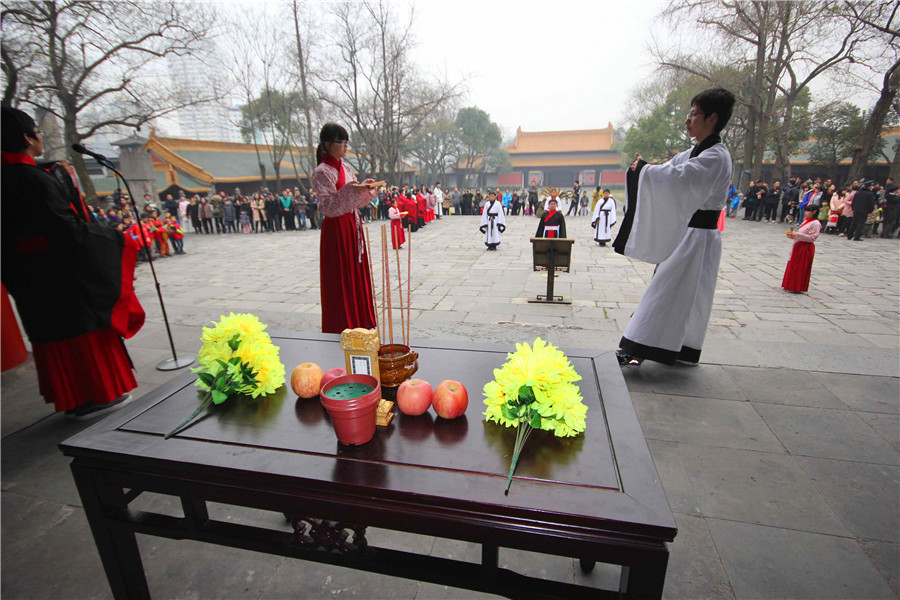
[[60, 332, 676, 599]]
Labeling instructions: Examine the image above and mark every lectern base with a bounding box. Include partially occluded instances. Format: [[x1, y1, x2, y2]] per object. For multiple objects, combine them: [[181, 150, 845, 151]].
[[529, 295, 571, 304]]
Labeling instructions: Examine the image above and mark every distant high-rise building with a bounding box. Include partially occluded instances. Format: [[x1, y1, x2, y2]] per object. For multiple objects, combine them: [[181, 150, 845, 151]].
[[167, 51, 242, 143]]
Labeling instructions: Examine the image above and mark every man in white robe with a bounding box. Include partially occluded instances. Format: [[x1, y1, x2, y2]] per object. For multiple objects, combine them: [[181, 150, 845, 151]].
[[613, 88, 736, 367], [479, 192, 506, 250], [591, 189, 617, 245], [433, 182, 444, 219]]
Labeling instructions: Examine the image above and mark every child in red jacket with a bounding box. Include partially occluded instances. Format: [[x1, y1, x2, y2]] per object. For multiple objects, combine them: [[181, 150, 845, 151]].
[[165, 212, 185, 254]]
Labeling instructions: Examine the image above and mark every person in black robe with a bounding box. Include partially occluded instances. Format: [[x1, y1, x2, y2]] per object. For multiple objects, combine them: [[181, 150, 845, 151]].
[[535, 198, 567, 238], [1, 107, 145, 419]]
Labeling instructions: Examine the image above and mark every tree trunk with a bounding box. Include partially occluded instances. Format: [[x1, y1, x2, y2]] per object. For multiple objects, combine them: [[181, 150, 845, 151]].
[[61, 113, 98, 201], [846, 60, 900, 183], [890, 139, 900, 181], [291, 0, 316, 181], [773, 102, 795, 182], [1, 44, 18, 108], [747, 7, 768, 181]]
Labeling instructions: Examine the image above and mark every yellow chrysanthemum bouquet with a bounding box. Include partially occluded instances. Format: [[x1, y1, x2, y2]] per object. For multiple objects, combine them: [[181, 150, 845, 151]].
[[165, 313, 285, 439], [483, 338, 588, 492]]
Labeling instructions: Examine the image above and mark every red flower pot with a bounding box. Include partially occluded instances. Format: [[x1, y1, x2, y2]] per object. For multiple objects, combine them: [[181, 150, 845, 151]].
[[320, 374, 380, 445]]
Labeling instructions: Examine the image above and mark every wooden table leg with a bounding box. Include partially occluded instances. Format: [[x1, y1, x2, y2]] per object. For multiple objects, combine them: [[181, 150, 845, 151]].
[[481, 543, 499, 580], [71, 464, 150, 600], [619, 550, 669, 600]]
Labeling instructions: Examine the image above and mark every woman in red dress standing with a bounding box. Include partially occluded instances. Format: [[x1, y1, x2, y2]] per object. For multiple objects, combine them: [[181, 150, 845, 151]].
[[782, 205, 821, 293], [314, 123, 379, 334], [1, 107, 144, 419]]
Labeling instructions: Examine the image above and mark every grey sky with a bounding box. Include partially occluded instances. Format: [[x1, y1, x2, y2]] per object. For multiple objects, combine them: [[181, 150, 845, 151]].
[[410, 0, 664, 138]]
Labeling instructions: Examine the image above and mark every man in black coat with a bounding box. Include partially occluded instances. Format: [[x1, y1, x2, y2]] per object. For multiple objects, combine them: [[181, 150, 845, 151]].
[[761, 179, 781, 222], [847, 180, 877, 241], [881, 183, 899, 239], [780, 179, 799, 223], [527, 182, 539, 217], [162, 193, 178, 218]]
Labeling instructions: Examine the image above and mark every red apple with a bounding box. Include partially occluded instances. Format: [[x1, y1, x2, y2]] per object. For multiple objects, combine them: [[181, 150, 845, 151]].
[[291, 363, 323, 398], [396, 379, 433, 416], [432, 380, 468, 419], [320, 368, 347, 393]]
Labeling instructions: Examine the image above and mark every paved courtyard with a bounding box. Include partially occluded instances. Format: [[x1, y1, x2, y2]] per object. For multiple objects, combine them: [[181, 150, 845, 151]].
[[3, 211, 899, 599]]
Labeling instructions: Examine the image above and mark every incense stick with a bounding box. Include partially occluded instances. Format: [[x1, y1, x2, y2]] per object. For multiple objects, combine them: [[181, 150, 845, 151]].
[[364, 227, 381, 346], [395, 246, 406, 348], [382, 225, 394, 352], [380, 226, 386, 348], [407, 224, 412, 348]]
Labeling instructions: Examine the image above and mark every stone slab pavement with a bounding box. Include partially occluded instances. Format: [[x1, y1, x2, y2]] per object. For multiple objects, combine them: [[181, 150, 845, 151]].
[[3, 211, 898, 599]]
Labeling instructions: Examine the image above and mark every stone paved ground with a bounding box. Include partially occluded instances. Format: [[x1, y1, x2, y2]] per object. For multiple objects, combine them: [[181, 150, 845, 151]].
[[3, 211, 899, 599]]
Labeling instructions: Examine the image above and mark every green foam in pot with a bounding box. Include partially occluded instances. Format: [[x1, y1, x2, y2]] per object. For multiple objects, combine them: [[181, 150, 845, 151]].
[[326, 382, 374, 400]]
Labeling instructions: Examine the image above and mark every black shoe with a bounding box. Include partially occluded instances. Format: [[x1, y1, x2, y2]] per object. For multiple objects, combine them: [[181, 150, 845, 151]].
[[66, 393, 134, 421], [616, 350, 643, 367]]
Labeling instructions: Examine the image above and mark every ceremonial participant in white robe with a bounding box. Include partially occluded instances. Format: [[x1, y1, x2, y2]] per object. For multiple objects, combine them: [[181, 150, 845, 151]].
[[591, 190, 617, 246], [613, 88, 736, 367], [535, 199, 567, 238], [479, 193, 506, 250]]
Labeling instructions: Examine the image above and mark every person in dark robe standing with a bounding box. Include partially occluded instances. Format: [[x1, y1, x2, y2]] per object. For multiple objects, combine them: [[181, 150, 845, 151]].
[[846, 180, 876, 241], [1, 107, 145, 419], [535, 198, 567, 238], [613, 88, 735, 367], [314, 123, 378, 334]]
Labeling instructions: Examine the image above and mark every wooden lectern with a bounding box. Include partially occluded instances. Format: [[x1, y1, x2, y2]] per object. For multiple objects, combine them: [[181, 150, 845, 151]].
[[529, 237, 574, 304]]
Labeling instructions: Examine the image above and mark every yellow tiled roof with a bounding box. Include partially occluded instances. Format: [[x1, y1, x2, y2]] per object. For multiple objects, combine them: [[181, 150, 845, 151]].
[[508, 124, 615, 154]]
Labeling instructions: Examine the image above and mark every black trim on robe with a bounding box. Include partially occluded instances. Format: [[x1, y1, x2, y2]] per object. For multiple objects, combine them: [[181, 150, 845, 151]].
[[612, 159, 646, 255], [688, 209, 721, 229], [619, 336, 703, 365], [690, 134, 721, 158]]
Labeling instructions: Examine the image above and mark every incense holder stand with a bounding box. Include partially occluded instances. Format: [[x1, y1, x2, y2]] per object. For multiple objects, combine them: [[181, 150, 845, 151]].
[[377, 344, 418, 399]]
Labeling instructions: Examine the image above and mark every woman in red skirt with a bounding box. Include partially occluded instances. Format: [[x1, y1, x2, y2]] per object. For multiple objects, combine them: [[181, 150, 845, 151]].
[[313, 123, 379, 334], [782, 205, 821, 293], [1, 107, 144, 419]]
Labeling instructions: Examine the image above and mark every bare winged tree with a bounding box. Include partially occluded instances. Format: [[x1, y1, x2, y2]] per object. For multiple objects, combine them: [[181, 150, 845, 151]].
[[654, 0, 870, 181], [842, 1, 900, 182], [316, 1, 461, 183], [287, 0, 320, 187], [1, 0, 217, 200], [405, 105, 460, 186]]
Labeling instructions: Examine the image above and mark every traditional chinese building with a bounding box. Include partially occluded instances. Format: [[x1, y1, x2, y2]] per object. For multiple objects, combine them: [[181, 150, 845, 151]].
[[89, 129, 414, 200], [500, 124, 624, 189]]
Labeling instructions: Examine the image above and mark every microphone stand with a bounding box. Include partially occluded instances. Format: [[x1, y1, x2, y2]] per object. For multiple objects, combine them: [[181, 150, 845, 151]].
[[94, 156, 194, 371]]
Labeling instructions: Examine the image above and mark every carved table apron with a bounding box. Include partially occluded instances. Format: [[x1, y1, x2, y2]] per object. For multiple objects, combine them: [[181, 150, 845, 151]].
[[60, 332, 677, 599]]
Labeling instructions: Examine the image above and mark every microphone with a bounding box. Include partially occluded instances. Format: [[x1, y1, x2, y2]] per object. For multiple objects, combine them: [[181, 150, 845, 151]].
[[71, 143, 109, 163]]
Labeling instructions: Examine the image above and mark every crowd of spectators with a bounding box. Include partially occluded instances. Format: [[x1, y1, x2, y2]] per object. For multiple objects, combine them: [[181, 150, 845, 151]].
[[734, 176, 897, 240]]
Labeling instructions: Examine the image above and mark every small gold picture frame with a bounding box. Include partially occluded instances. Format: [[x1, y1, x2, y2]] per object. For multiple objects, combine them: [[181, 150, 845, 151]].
[[341, 328, 381, 383]]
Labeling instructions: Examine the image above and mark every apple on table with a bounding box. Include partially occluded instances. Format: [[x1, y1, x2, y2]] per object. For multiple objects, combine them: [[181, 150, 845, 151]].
[[433, 380, 468, 419], [291, 363, 323, 399], [396, 379, 433, 416], [320, 368, 347, 394]]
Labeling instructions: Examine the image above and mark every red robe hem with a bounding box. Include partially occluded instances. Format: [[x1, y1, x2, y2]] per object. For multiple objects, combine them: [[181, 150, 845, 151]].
[[782, 241, 815, 292], [320, 212, 377, 334]]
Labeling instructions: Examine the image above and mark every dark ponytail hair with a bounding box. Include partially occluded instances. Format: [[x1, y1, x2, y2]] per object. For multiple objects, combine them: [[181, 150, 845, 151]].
[[1, 107, 38, 152], [317, 123, 350, 164]]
